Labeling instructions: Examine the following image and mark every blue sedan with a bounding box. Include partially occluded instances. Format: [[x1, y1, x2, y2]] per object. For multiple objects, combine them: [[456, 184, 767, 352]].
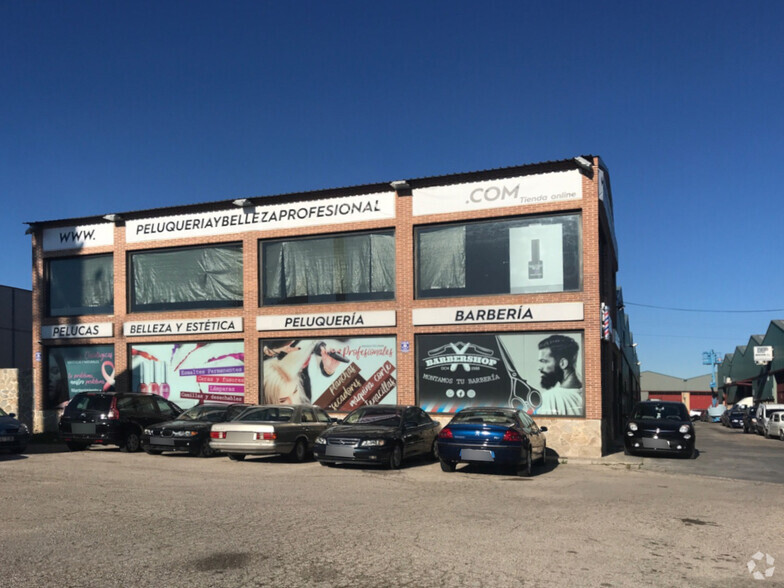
[[436, 407, 548, 476]]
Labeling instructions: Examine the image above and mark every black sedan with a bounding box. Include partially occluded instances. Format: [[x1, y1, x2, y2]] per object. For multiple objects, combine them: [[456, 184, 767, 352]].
[[724, 406, 745, 429], [142, 403, 249, 457], [0, 408, 30, 454], [436, 407, 548, 476], [313, 405, 439, 469], [624, 400, 696, 458]]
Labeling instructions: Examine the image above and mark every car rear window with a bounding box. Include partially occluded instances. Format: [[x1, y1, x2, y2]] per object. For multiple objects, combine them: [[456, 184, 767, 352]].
[[453, 412, 516, 426], [64, 394, 113, 414]]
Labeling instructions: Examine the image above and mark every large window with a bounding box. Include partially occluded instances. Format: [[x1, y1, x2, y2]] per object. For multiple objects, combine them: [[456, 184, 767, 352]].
[[129, 244, 243, 312], [415, 213, 582, 299], [47, 254, 113, 316], [260, 230, 395, 306], [46, 345, 115, 409]]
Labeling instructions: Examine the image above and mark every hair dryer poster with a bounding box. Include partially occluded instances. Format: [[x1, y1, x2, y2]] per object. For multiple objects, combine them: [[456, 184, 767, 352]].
[[260, 337, 397, 411], [417, 332, 584, 417], [130, 341, 245, 408]]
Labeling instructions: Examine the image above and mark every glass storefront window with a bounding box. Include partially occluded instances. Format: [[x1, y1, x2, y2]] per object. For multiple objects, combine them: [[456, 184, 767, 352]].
[[415, 213, 582, 299], [260, 230, 395, 305], [417, 332, 584, 417], [46, 345, 115, 409], [48, 254, 113, 316], [129, 243, 243, 312]]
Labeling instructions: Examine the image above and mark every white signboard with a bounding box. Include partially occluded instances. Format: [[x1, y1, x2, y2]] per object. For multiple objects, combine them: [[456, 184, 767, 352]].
[[257, 310, 396, 331], [754, 346, 774, 363], [412, 302, 584, 326], [124, 317, 244, 337], [126, 192, 396, 243], [41, 323, 114, 340], [42, 223, 115, 252], [412, 170, 582, 216]]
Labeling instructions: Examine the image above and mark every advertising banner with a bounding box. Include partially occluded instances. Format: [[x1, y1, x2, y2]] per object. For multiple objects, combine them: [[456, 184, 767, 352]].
[[261, 337, 396, 411], [130, 341, 245, 409], [46, 345, 115, 409], [42, 223, 114, 252], [417, 332, 584, 417]]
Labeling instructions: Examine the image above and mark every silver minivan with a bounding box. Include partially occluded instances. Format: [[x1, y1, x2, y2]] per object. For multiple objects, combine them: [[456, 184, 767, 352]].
[[755, 403, 784, 436]]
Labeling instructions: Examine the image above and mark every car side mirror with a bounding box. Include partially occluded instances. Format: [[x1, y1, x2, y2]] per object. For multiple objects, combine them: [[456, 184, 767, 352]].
[[9, 413, 16, 418], [539, 426, 548, 433]]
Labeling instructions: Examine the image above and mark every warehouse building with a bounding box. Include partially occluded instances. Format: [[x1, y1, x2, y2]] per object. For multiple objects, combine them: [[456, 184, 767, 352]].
[[26, 156, 638, 457]]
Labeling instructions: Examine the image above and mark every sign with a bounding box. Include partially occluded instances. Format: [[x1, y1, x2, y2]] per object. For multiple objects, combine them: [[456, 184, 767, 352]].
[[256, 310, 396, 331], [412, 302, 583, 326], [35, 351, 42, 362], [126, 192, 396, 243], [412, 170, 582, 216], [45, 345, 115, 409], [42, 223, 114, 252], [124, 317, 243, 337], [400, 341, 410, 353], [41, 323, 114, 340], [754, 346, 774, 364]]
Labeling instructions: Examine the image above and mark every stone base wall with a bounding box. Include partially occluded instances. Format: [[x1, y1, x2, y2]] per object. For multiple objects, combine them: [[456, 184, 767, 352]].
[[0, 368, 33, 428], [430, 414, 604, 459]]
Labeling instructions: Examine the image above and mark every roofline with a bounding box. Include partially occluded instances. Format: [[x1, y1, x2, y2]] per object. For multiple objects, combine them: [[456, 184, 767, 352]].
[[25, 155, 596, 228]]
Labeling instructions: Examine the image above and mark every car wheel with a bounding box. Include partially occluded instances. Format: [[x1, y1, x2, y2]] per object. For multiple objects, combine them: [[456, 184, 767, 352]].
[[439, 458, 456, 472], [144, 448, 163, 456], [290, 439, 308, 463], [66, 441, 88, 451], [227, 453, 246, 461], [517, 448, 533, 477], [120, 431, 141, 453], [540, 444, 548, 466], [431, 440, 439, 461], [387, 444, 402, 469], [194, 439, 215, 458], [779, 430, 784, 441]]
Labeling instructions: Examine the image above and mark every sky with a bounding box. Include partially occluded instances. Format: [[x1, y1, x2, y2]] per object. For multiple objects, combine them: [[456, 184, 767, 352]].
[[2, 1, 783, 379]]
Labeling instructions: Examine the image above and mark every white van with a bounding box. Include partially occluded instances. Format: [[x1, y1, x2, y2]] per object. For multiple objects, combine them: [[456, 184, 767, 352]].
[[755, 403, 784, 436]]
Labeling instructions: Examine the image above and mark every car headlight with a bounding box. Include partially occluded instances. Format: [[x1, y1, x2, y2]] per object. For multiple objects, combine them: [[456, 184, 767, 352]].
[[144, 429, 153, 436], [19, 424, 29, 434], [628, 422, 638, 432], [361, 439, 386, 447], [315, 437, 326, 445], [172, 430, 198, 437], [679, 425, 691, 434]]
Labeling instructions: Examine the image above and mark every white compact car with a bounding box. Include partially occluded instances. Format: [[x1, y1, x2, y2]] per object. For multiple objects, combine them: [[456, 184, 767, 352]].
[[765, 411, 784, 440]]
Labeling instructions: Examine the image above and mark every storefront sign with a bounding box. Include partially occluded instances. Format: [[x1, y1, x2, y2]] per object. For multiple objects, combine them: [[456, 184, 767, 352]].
[[124, 317, 243, 337], [256, 310, 396, 331], [41, 323, 114, 340], [412, 302, 583, 326], [754, 346, 773, 364], [42, 223, 114, 252], [126, 192, 396, 243], [412, 170, 582, 216]]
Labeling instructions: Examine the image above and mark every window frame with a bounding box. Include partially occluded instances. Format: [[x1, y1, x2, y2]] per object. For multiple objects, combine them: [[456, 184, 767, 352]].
[[46, 253, 114, 317]]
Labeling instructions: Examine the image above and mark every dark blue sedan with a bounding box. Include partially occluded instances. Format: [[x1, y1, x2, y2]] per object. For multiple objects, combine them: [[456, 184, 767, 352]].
[[0, 407, 30, 454], [436, 407, 548, 476]]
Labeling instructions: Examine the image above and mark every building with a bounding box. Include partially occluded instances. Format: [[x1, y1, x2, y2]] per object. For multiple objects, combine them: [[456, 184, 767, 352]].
[[718, 321, 784, 405], [0, 285, 33, 424], [641, 371, 714, 411], [26, 156, 636, 457]]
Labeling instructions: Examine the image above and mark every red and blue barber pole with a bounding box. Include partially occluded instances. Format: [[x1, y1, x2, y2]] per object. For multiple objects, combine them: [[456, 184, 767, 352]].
[[601, 303, 612, 341]]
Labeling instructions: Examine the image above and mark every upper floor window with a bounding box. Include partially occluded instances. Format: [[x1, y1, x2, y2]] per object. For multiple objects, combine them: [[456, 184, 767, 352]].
[[47, 254, 113, 316], [415, 213, 582, 299], [260, 230, 395, 306], [129, 243, 243, 312]]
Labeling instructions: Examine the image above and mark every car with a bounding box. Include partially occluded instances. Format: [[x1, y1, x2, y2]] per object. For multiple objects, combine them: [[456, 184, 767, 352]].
[[313, 405, 440, 469], [624, 400, 696, 458], [689, 409, 702, 422], [724, 405, 745, 429], [141, 403, 250, 457], [719, 409, 730, 427], [209, 404, 333, 462], [766, 411, 784, 440], [59, 392, 183, 452], [755, 404, 784, 436], [435, 407, 548, 476], [0, 408, 30, 454], [743, 404, 758, 434]]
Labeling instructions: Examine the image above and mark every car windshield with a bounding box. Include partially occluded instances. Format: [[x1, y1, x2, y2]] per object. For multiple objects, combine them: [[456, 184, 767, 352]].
[[176, 405, 228, 422], [453, 411, 516, 426], [632, 403, 689, 421], [237, 407, 293, 422], [343, 408, 401, 427]]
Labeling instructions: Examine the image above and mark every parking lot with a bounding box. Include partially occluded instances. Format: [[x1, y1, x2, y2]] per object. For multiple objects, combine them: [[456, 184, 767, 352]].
[[2, 422, 783, 587]]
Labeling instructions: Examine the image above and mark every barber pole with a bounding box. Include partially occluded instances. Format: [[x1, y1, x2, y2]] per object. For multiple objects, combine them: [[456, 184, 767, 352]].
[[601, 303, 612, 341]]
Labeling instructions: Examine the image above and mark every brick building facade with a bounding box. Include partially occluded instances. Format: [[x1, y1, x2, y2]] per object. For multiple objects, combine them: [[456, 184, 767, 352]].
[[27, 155, 636, 457]]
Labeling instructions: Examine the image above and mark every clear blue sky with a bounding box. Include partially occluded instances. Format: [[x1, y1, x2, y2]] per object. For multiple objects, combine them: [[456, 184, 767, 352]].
[[2, 1, 783, 379]]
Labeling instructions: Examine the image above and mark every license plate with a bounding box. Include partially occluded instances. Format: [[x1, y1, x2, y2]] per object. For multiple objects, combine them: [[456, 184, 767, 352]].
[[152, 437, 175, 446], [326, 445, 355, 458], [72, 423, 96, 435], [0, 436, 14, 442], [642, 438, 671, 449], [460, 448, 495, 461]]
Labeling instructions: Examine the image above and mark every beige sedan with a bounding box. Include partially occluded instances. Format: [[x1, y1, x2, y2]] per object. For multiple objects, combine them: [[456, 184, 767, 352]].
[[209, 404, 334, 462]]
